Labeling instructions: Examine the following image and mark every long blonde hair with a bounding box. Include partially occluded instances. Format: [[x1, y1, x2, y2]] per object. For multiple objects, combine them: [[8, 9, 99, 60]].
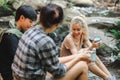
[[70, 16, 88, 35]]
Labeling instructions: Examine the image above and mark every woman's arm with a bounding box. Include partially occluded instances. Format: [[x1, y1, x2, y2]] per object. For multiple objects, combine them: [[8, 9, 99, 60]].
[[65, 37, 79, 55], [84, 35, 100, 50], [59, 55, 76, 64], [85, 40, 93, 50], [86, 40, 100, 50]]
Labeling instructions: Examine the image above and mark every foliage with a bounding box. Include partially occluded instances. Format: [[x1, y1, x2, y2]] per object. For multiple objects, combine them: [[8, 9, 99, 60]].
[[0, 0, 14, 17], [0, 0, 4, 6], [0, 0, 12, 11], [114, 20, 120, 27], [110, 29, 120, 39], [102, 10, 109, 16], [109, 28, 120, 61]]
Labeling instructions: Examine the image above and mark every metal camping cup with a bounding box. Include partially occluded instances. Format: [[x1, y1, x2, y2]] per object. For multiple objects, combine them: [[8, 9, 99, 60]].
[[93, 36, 101, 42], [91, 50, 96, 62]]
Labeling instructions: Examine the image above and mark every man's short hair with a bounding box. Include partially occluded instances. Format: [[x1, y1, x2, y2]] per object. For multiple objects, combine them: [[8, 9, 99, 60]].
[[15, 5, 37, 21]]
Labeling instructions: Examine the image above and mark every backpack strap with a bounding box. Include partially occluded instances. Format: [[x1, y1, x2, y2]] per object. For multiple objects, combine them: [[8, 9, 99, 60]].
[[5, 28, 23, 38], [0, 28, 8, 43]]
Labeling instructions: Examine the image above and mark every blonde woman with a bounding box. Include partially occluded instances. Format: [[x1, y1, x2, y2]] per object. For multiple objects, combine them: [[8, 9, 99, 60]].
[[60, 16, 116, 80]]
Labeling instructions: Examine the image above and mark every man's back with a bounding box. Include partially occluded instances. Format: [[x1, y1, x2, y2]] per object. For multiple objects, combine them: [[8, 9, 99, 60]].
[[0, 33, 20, 72], [0, 26, 22, 80], [0, 19, 22, 72]]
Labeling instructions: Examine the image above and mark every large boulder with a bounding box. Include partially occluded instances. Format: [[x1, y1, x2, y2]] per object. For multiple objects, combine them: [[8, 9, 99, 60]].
[[64, 7, 86, 25], [12, 0, 45, 10], [96, 43, 113, 56], [50, 0, 68, 9], [71, 0, 94, 7]]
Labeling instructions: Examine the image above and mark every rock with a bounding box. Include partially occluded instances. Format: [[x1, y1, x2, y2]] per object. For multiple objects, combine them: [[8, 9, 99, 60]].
[[86, 17, 120, 30], [71, 0, 94, 7], [0, 8, 13, 17], [0, 21, 9, 28], [64, 7, 85, 24], [109, 60, 120, 68], [50, 0, 68, 9], [108, 0, 115, 3], [48, 24, 69, 47], [96, 43, 113, 56], [12, 0, 45, 10]]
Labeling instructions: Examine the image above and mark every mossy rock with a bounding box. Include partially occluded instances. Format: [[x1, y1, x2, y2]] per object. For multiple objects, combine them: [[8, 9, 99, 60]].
[[0, 21, 9, 28], [0, 10, 13, 17], [96, 43, 113, 57]]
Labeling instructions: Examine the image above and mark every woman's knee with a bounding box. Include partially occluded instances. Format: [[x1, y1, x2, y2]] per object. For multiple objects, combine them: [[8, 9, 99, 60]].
[[78, 61, 88, 71]]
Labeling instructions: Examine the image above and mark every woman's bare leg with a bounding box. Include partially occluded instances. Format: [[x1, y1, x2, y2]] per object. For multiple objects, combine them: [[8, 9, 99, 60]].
[[89, 62, 109, 80], [76, 62, 88, 80], [96, 56, 112, 77], [54, 61, 88, 80]]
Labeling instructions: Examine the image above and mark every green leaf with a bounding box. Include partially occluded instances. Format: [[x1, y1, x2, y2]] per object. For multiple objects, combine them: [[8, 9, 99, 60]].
[[115, 20, 120, 26]]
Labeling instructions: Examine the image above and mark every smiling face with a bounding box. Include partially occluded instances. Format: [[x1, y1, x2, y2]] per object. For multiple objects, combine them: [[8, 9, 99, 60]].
[[71, 23, 83, 39], [70, 16, 88, 39]]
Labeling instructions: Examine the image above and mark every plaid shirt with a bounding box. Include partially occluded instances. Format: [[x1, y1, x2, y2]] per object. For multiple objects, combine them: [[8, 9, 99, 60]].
[[12, 25, 66, 80]]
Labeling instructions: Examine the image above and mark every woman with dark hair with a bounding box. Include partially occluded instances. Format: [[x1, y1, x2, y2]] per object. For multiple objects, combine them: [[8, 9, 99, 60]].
[[12, 4, 91, 80]]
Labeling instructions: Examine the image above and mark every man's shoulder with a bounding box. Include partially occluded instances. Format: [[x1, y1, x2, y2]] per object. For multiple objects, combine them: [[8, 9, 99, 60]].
[[6, 28, 23, 38], [0, 28, 22, 43], [2, 33, 19, 41]]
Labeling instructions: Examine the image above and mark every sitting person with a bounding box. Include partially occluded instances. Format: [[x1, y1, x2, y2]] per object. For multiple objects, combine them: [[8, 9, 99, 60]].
[[0, 5, 37, 80], [60, 16, 116, 80], [12, 4, 91, 80]]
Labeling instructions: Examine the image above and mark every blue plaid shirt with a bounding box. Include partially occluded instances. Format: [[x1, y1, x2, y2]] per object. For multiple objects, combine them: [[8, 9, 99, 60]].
[[12, 25, 66, 80]]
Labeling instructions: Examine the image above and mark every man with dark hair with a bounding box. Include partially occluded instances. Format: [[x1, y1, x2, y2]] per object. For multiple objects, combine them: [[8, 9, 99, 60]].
[[12, 4, 90, 80], [0, 5, 37, 80]]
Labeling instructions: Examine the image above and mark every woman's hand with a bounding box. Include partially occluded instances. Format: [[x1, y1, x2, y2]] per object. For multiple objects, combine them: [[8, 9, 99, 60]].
[[75, 51, 91, 62], [92, 41, 100, 49]]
